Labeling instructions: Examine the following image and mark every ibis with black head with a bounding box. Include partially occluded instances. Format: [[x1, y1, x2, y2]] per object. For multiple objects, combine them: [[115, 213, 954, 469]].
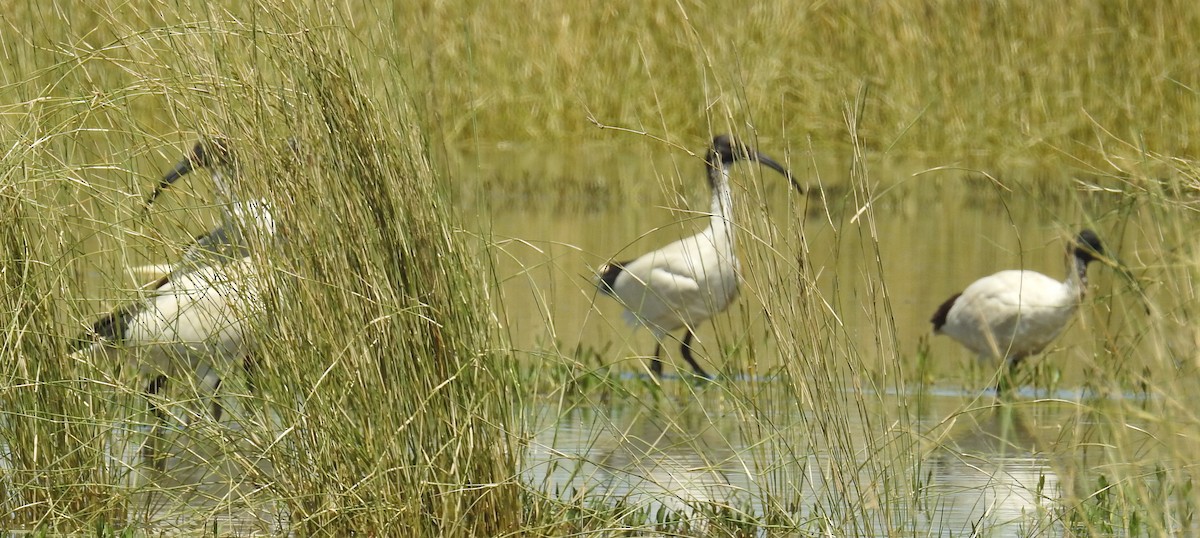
[[597, 135, 802, 379], [931, 229, 1107, 390], [78, 138, 272, 421]]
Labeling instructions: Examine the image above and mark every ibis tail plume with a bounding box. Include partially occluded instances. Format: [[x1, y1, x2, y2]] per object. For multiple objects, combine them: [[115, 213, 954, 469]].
[[598, 135, 800, 379]]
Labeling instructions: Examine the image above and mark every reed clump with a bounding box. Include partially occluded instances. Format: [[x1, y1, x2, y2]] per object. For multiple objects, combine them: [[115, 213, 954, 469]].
[[1, 163, 131, 528], [2, 2, 520, 535], [230, 48, 520, 535]]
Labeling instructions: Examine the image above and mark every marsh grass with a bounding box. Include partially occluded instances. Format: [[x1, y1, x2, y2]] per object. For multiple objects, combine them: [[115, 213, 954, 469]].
[[2, 2, 521, 535], [4, 0, 1200, 536], [377, 1, 1200, 165]]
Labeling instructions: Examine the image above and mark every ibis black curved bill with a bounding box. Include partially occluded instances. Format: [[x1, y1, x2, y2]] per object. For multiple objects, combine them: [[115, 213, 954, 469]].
[[143, 156, 197, 210], [751, 152, 803, 193]]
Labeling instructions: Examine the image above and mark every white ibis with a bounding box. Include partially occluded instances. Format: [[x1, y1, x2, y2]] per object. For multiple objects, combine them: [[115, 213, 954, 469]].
[[931, 229, 1106, 388], [77, 139, 268, 422], [597, 135, 801, 379]]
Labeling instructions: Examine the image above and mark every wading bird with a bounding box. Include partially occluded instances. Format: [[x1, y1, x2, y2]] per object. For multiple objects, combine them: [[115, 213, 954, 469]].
[[597, 135, 801, 379], [931, 229, 1106, 390], [77, 139, 270, 422]]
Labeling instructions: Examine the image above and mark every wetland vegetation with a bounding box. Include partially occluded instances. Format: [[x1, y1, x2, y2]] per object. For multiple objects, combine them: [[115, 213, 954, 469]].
[[2, 1, 1199, 535]]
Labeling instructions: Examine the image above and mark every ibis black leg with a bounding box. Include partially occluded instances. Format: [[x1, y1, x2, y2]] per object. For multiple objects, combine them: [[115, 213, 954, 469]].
[[680, 330, 712, 380], [996, 357, 1021, 396], [243, 354, 258, 395], [210, 376, 224, 422], [650, 342, 664, 378], [146, 374, 169, 423], [142, 374, 169, 465]]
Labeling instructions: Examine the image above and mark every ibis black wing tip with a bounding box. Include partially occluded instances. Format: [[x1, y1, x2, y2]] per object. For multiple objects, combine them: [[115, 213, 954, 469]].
[[597, 260, 630, 296], [69, 309, 128, 353], [930, 292, 962, 332]]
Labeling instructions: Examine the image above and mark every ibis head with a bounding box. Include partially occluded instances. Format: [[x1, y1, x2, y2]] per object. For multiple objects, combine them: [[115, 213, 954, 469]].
[[1073, 229, 1104, 264], [145, 138, 235, 208], [707, 135, 800, 192]]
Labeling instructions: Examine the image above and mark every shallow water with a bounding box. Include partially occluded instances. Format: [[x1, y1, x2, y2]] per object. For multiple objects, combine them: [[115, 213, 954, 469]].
[[523, 385, 1068, 535], [13, 385, 1114, 535]]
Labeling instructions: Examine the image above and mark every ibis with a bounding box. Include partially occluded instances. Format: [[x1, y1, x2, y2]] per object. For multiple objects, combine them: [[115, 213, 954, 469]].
[[77, 139, 269, 422], [598, 135, 801, 379], [930, 229, 1106, 389]]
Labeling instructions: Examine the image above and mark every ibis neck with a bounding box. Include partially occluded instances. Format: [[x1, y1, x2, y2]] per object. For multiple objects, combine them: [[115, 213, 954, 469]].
[[211, 169, 241, 230], [707, 166, 735, 249], [212, 168, 240, 207], [1065, 254, 1091, 299], [211, 166, 276, 242]]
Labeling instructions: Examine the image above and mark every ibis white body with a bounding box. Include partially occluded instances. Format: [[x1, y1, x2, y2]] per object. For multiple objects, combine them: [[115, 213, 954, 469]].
[[79, 139, 271, 421], [934, 269, 1083, 362], [88, 258, 262, 393], [932, 229, 1105, 369], [606, 192, 740, 337], [599, 135, 800, 378]]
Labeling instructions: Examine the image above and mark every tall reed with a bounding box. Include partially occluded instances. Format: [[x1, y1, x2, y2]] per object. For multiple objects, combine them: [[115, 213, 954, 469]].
[[2, 1, 520, 534]]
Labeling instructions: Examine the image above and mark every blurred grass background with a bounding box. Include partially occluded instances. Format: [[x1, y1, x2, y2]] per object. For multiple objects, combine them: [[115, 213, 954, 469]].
[[5, 1, 1198, 181]]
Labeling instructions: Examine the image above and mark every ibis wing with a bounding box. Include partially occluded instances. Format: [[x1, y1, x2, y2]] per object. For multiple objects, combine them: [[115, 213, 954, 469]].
[[126, 266, 255, 349], [74, 257, 256, 352], [72, 270, 179, 351], [612, 264, 710, 330], [643, 266, 704, 304]]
